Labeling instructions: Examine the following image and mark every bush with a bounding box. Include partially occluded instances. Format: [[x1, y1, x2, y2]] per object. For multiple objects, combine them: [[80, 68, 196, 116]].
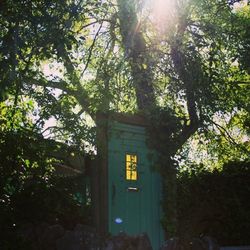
[[176, 160, 250, 245], [0, 130, 90, 249]]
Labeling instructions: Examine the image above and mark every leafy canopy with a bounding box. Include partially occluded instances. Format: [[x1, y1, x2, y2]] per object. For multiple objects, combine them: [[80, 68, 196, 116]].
[[0, 0, 249, 177]]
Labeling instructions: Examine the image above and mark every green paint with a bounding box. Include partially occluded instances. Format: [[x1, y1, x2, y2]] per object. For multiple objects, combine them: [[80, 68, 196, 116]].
[[108, 121, 164, 250]]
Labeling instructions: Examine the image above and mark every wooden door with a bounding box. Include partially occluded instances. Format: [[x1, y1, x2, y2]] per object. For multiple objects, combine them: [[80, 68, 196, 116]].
[[108, 121, 164, 250]]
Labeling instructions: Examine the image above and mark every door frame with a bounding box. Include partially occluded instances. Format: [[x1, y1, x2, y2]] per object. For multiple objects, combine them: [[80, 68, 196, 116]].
[[94, 112, 149, 238]]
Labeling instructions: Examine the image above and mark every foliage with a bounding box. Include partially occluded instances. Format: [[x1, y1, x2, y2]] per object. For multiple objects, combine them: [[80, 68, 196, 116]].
[[237, 3, 250, 74], [176, 160, 250, 245], [0, 102, 90, 249], [143, 0, 250, 235], [0, 0, 248, 154], [0, 0, 249, 240]]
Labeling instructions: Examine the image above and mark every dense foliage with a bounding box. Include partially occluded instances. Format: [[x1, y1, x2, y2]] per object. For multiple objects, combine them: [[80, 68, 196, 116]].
[[177, 160, 250, 245], [0, 103, 90, 249], [1, 0, 249, 160]]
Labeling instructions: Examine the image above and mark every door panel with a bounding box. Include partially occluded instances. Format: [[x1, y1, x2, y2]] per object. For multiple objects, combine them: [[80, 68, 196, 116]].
[[108, 121, 163, 249]]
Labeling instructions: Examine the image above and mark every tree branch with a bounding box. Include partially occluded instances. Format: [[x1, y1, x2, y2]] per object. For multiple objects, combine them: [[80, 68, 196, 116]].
[[41, 125, 59, 135], [55, 46, 95, 119], [23, 76, 94, 119], [211, 120, 241, 146], [169, 45, 200, 155], [81, 21, 103, 77], [210, 119, 250, 155], [24, 76, 73, 94]]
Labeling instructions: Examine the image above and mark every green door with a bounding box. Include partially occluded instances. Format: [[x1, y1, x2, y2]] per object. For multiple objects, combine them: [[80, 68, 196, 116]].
[[108, 121, 164, 250]]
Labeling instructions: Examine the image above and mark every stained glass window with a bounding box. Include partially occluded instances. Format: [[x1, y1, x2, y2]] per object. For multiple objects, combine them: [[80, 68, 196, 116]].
[[125, 154, 137, 181]]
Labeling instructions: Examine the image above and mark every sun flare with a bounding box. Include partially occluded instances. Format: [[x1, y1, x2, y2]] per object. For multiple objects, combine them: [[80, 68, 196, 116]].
[[150, 0, 176, 31]]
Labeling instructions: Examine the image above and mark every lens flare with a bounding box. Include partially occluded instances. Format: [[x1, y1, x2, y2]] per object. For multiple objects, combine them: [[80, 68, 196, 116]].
[[150, 0, 177, 32]]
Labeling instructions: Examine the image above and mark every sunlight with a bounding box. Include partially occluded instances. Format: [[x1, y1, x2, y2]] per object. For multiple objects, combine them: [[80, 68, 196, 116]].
[[41, 61, 64, 79], [148, 0, 176, 33], [152, 0, 173, 17], [233, 0, 248, 10]]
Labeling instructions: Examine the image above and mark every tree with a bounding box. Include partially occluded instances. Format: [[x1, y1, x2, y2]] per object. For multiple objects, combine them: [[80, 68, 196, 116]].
[[0, 0, 249, 237]]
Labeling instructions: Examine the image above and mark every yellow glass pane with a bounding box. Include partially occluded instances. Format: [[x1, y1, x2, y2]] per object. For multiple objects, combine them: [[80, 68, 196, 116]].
[[125, 153, 138, 181], [126, 161, 130, 171], [131, 171, 137, 180], [126, 154, 131, 162], [126, 170, 137, 180]]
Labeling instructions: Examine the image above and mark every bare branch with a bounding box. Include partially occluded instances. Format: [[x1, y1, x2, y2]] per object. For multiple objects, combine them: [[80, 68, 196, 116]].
[[210, 119, 250, 155], [81, 21, 103, 77], [211, 120, 240, 146], [78, 19, 114, 32], [41, 126, 59, 135]]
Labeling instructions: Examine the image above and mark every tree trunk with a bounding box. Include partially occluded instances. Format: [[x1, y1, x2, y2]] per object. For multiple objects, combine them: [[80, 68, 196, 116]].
[[117, 0, 156, 111]]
